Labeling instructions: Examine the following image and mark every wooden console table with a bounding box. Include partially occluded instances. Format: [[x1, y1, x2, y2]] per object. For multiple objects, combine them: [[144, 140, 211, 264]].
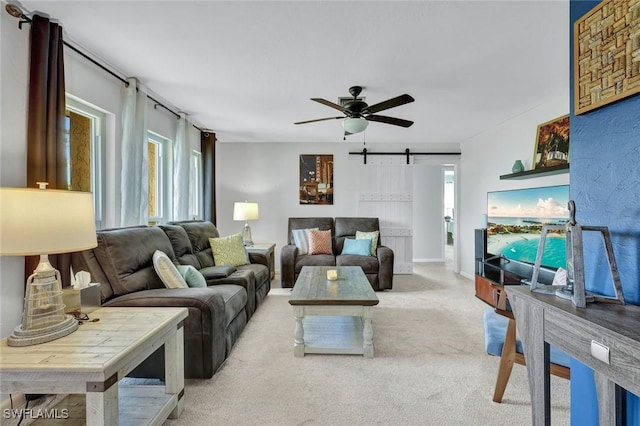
[[506, 286, 640, 426], [0, 307, 187, 425]]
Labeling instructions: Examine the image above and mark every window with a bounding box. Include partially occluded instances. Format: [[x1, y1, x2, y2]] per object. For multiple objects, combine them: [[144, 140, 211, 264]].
[[148, 132, 171, 225], [64, 96, 106, 228], [190, 150, 202, 220]]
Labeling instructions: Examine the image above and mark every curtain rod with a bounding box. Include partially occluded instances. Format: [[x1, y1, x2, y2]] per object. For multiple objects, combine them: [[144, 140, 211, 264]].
[[8, 7, 204, 132], [349, 148, 461, 165]]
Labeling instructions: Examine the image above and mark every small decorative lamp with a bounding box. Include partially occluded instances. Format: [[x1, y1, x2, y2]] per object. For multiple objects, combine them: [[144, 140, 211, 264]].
[[233, 201, 259, 246], [0, 185, 97, 346]]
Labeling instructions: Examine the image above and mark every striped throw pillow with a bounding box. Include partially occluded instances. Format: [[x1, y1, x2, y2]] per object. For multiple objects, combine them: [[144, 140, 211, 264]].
[[292, 228, 318, 255], [308, 229, 333, 255]]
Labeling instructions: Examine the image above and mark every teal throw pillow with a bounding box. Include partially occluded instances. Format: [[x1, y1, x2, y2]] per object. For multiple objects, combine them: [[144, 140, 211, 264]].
[[177, 265, 207, 288], [341, 238, 372, 256]]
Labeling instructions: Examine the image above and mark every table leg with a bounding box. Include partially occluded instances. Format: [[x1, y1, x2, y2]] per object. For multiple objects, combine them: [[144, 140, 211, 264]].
[[363, 306, 374, 358], [512, 296, 550, 426], [86, 383, 118, 426], [294, 306, 305, 357], [166, 325, 185, 418]]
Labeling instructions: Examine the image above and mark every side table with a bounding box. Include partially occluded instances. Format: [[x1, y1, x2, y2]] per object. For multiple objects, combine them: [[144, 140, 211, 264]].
[[0, 307, 187, 425], [246, 242, 276, 280]]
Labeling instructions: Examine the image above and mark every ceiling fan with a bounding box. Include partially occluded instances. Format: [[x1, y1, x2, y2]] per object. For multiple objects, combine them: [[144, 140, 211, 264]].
[[294, 86, 415, 136]]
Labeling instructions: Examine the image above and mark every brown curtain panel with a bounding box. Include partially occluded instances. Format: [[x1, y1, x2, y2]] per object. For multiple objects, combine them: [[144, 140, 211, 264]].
[[201, 131, 217, 224], [25, 15, 71, 285]]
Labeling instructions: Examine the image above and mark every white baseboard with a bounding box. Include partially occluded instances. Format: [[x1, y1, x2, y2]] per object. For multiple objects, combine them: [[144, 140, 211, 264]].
[[413, 258, 444, 263], [459, 271, 475, 281], [0, 393, 26, 412]]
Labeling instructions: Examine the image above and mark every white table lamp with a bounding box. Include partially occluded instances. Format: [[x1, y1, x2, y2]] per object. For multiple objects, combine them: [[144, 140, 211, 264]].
[[233, 201, 259, 246], [0, 185, 97, 346]]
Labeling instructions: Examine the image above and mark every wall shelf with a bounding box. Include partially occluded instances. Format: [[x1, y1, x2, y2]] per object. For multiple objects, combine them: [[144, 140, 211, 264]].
[[499, 164, 569, 180]]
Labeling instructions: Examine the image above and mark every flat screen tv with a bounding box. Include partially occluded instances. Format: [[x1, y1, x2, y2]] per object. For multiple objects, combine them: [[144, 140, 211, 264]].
[[486, 185, 570, 269]]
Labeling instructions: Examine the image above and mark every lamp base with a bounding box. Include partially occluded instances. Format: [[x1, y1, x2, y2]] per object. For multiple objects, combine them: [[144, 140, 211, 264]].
[[242, 222, 253, 246], [7, 314, 78, 347]]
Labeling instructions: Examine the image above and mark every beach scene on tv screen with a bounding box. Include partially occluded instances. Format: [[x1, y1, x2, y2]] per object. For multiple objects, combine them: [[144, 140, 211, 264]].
[[487, 185, 569, 269]]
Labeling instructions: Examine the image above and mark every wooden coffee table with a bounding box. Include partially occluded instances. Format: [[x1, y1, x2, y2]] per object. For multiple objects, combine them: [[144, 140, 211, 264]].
[[289, 266, 379, 358]]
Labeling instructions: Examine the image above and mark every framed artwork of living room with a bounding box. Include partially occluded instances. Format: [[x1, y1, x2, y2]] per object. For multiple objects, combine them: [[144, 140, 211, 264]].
[[299, 154, 333, 205], [532, 114, 570, 170]]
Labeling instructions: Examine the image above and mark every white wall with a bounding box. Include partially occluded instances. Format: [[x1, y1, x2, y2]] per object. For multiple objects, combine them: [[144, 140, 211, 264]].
[[0, 8, 30, 340], [413, 164, 445, 261], [216, 142, 459, 273], [458, 98, 570, 280]]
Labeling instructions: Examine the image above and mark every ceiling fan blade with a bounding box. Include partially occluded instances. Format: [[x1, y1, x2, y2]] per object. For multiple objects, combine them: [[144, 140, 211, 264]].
[[294, 116, 343, 125], [365, 94, 415, 114], [366, 115, 414, 128], [311, 98, 347, 113]]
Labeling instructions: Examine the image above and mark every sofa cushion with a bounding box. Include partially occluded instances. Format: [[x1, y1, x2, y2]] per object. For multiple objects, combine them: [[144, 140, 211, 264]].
[[291, 228, 317, 255], [170, 221, 221, 268], [199, 265, 237, 279], [356, 230, 380, 256], [153, 250, 188, 289], [308, 229, 333, 255], [93, 226, 172, 297], [177, 265, 207, 288], [341, 238, 372, 256], [295, 254, 336, 272], [335, 217, 380, 254], [160, 225, 202, 269], [336, 254, 379, 274], [209, 234, 249, 267]]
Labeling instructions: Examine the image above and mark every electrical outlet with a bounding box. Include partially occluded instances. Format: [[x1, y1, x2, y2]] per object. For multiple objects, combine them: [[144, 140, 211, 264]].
[[591, 340, 610, 364]]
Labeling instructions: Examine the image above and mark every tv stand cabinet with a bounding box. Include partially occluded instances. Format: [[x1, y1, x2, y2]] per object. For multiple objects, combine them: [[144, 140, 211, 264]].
[[507, 286, 640, 426]]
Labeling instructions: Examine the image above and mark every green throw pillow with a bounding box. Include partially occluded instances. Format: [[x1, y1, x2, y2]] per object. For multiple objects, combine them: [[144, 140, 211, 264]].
[[177, 265, 207, 288], [209, 233, 249, 267], [356, 230, 380, 256]]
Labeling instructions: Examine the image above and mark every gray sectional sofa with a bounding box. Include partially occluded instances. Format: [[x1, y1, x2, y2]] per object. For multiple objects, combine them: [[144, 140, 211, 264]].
[[280, 217, 394, 290], [71, 220, 270, 379]]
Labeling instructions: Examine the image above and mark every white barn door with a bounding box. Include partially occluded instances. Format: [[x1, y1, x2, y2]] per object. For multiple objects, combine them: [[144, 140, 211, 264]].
[[357, 155, 413, 274]]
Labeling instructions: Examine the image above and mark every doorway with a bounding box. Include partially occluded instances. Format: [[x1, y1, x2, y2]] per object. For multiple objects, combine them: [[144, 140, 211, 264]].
[[443, 168, 455, 264]]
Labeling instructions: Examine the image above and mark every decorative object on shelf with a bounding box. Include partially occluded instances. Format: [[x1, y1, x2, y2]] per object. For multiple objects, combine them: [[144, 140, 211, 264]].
[[533, 114, 570, 170], [528, 200, 625, 308], [299, 154, 333, 205], [0, 184, 97, 346], [511, 160, 524, 173], [574, 0, 640, 115], [233, 201, 259, 246]]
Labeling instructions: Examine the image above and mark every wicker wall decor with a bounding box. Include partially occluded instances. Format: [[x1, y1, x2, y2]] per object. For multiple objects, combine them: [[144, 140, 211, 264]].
[[574, 0, 640, 115]]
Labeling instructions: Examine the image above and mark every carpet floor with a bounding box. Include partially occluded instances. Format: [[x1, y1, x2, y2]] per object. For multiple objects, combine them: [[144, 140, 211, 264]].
[[166, 263, 570, 426]]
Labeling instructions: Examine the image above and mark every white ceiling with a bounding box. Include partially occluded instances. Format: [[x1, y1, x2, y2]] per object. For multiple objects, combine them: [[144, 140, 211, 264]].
[[16, 0, 569, 144]]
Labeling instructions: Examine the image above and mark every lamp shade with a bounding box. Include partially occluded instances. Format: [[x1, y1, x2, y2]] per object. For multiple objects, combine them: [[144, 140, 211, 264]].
[[342, 117, 369, 134], [233, 202, 259, 221], [0, 188, 97, 256]]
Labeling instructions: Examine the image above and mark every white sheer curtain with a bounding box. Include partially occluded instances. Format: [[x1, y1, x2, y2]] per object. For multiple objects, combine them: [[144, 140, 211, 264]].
[[173, 113, 191, 220], [120, 77, 149, 226]]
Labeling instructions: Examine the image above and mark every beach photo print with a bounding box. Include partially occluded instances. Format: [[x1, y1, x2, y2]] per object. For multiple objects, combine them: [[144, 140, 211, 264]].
[[486, 185, 570, 269]]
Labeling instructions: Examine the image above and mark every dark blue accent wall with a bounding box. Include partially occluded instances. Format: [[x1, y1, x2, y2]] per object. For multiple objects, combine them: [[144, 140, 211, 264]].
[[570, 0, 640, 424]]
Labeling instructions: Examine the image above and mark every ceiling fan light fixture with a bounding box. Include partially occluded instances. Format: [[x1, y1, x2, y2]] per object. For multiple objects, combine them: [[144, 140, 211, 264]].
[[342, 117, 368, 134]]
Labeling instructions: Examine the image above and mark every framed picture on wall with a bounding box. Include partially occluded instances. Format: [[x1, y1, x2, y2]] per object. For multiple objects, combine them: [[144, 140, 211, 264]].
[[532, 114, 570, 170], [299, 154, 333, 205]]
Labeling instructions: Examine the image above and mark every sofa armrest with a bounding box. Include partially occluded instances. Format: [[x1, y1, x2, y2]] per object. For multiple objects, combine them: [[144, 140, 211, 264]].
[[377, 246, 394, 290], [102, 287, 226, 379], [280, 244, 298, 288], [248, 251, 268, 268], [203, 269, 256, 318]]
